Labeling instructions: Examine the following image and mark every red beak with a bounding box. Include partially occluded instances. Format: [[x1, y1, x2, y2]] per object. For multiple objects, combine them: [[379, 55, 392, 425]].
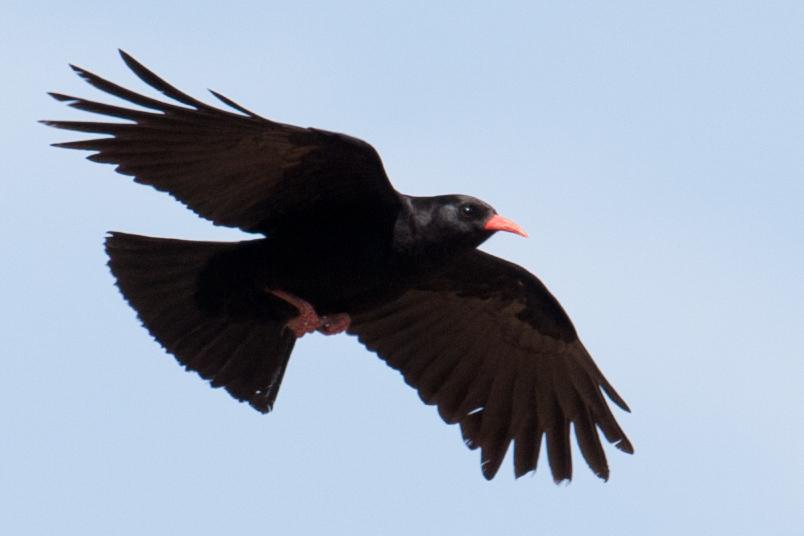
[[483, 214, 528, 237]]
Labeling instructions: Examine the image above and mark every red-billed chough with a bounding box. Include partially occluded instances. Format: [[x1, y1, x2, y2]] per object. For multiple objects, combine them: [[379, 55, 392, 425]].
[[44, 51, 633, 482]]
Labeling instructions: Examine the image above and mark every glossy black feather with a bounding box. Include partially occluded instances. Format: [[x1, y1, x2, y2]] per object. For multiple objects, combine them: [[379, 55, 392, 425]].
[[105, 232, 296, 413], [349, 250, 632, 480], [45, 50, 399, 234]]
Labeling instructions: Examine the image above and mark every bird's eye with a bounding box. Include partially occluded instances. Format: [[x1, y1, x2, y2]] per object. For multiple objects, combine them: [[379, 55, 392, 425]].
[[460, 203, 481, 220]]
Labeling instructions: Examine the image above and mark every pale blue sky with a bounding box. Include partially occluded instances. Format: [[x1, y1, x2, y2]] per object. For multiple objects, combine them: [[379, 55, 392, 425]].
[[3, 2, 803, 534]]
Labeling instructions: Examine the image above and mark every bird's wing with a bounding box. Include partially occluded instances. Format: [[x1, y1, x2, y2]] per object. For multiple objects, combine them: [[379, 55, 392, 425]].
[[43, 50, 399, 234], [348, 250, 633, 482]]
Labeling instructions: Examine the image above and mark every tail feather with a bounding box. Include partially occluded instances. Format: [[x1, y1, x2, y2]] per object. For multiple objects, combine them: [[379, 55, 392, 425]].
[[105, 231, 295, 412]]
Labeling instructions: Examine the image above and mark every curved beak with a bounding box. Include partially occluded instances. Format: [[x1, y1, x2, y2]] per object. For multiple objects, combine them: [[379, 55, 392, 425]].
[[484, 214, 528, 237]]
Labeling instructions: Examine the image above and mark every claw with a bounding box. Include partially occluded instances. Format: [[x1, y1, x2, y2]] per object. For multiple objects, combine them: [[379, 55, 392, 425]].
[[317, 313, 351, 335]]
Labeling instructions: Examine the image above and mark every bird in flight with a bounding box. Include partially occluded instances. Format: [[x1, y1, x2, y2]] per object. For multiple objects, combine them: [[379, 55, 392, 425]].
[[44, 50, 633, 482]]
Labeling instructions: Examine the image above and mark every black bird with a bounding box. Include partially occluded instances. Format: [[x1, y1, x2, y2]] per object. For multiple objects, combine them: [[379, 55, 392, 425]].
[[44, 51, 633, 482]]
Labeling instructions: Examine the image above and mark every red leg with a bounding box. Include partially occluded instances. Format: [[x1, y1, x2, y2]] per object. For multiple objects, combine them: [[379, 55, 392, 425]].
[[268, 289, 350, 338], [269, 289, 322, 338]]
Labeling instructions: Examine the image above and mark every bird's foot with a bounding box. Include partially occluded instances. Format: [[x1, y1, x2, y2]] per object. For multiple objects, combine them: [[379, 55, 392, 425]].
[[317, 313, 351, 335], [269, 289, 321, 337], [268, 289, 350, 338]]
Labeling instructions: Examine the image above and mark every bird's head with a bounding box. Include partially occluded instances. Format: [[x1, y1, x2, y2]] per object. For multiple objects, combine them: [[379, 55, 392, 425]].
[[397, 194, 527, 256]]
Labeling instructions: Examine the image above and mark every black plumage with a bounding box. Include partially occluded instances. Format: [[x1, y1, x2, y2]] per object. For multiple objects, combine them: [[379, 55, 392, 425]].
[[44, 50, 633, 482]]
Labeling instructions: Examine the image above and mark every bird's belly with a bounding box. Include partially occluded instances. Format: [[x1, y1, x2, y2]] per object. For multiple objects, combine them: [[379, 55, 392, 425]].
[[264, 238, 409, 315]]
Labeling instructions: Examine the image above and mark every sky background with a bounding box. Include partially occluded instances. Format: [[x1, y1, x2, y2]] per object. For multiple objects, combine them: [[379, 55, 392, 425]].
[[3, 1, 803, 534]]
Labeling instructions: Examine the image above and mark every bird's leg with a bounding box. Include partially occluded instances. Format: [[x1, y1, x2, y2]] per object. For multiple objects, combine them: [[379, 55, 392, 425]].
[[268, 289, 322, 338], [317, 313, 351, 335], [267, 289, 350, 338]]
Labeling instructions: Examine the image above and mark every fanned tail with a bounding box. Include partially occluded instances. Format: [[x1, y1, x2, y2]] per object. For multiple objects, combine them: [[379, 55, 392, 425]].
[[105, 231, 295, 412]]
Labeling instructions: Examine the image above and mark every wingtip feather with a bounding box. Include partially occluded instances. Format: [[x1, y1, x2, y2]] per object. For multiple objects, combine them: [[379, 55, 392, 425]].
[[615, 436, 635, 454], [601, 380, 631, 412], [47, 92, 76, 102], [118, 49, 144, 74], [208, 89, 263, 119], [69, 63, 91, 79], [480, 460, 496, 481]]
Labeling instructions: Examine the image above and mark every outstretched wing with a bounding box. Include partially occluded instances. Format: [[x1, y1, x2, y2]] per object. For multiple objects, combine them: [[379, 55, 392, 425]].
[[43, 50, 399, 234], [348, 250, 633, 482]]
